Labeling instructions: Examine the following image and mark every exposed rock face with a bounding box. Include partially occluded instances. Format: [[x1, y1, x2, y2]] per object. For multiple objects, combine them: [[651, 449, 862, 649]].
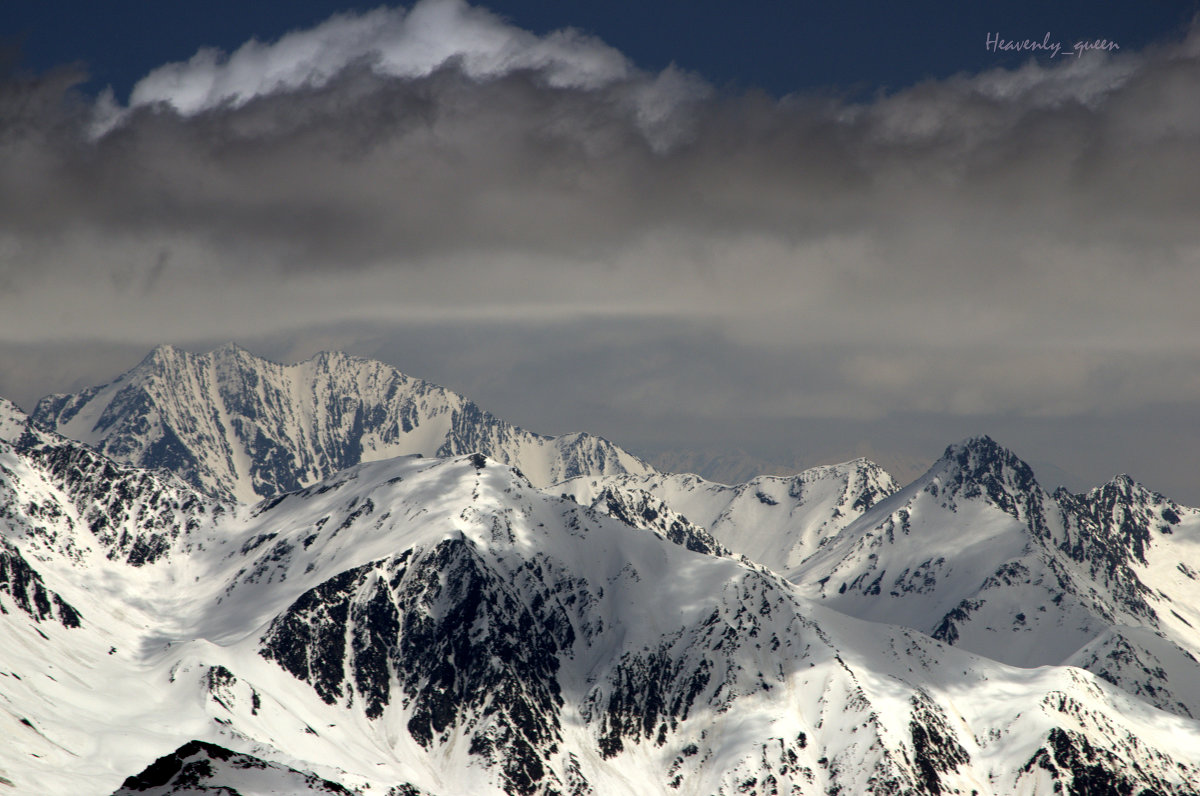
[[259, 538, 574, 796], [110, 740, 359, 795], [32, 344, 654, 501], [0, 537, 81, 628]]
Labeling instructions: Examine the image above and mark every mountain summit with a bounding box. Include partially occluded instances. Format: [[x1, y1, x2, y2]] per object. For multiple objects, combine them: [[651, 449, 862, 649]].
[[31, 345, 653, 501]]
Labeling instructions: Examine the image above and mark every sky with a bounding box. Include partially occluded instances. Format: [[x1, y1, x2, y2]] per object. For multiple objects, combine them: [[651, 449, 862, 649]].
[[2, 0, 1200, 500]]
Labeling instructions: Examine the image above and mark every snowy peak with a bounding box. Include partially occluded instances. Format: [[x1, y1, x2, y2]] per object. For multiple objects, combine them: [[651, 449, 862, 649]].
[[788, 434, 1200, 717], [788, 456, 899, 515], [1070, 475, 1188, 564], [921, 439, 1185, 573], [893, 434, 1059, 549], [581, 483, 730, 556], [31, 345, 655, 501], [930, 435, 1044, 515], [938, 434, 1034, 482]]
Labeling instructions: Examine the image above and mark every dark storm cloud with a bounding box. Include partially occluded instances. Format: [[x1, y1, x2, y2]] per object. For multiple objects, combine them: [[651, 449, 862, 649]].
[[3, 67, 702, 273], [1, 0, 1198, 498], [2, 2, 1197, 325], [3, 17, 1196, 286]]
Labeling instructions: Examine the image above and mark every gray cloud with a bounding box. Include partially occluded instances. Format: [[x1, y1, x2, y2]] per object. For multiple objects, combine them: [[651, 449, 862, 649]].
[[1, 2, 1198, 499]]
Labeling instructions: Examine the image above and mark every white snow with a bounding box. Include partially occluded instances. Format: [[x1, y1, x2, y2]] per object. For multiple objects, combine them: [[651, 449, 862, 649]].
[[4, 430, 1200, 794], [0, 397, 26, 442]]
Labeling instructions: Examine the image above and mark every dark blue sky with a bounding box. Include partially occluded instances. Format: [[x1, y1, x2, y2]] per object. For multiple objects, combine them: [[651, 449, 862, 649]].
[[7, 1, 1197, 99]]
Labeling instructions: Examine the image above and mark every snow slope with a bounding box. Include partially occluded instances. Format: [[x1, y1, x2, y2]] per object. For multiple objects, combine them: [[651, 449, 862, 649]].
[[31, 344, 654, 501], [561, 458, 899, 579], [0, 397, 26, 443], [3, 427, 1200, 794]]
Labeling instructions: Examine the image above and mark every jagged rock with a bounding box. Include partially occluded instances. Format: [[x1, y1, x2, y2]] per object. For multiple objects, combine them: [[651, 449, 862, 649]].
[[32, 344, 654, 501], [0, 537, 81, 627], [110, 740, 357, 795], [790, 435, 1200, 718]]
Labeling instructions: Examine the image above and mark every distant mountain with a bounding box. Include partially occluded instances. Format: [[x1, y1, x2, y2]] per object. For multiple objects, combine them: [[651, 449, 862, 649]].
[[638, 447, 805, 486], [562, 458, 900, 579], [642, 445, 932, 492], [4, 426, 1200, 795], [31, 344, 653, 501]]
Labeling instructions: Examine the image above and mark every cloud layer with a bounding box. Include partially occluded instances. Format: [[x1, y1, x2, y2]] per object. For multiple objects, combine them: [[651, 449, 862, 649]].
[[121, 3, 631, 113], [2, 0, 1198, 497]]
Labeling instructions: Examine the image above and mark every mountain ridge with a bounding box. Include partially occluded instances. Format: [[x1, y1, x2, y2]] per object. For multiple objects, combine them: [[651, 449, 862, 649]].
[[561, 456, 901, 580], [787, 435, 1200, 714], [31, 344, 655, 501], [568, 433, 1200, 719]]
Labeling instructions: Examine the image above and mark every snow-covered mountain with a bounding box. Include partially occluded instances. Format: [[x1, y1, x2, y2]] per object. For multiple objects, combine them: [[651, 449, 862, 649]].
[[30, 344, 654, 502], [565, 437, 1200, 723], [10, 348, 1200, 794], [780, 436, 1200, 716], [562, 458, 900, 579], [6, 426, 1200, 794]]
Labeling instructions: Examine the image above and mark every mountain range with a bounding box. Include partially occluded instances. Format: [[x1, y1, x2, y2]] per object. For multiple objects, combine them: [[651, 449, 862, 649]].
[[30, 344, 653, 502], [3, 345, 1200, 795], [568, 437, 1200, 718]]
